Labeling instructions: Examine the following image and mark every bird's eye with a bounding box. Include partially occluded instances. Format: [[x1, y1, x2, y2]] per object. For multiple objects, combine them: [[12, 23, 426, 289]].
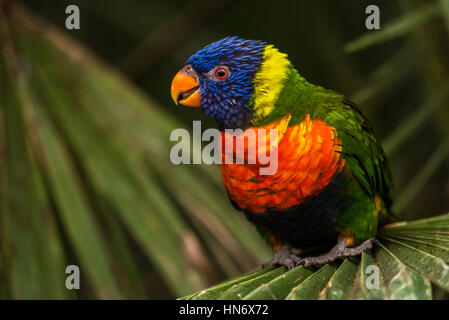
[[184, 65, 193, 73], [215, 68, 228, 80]]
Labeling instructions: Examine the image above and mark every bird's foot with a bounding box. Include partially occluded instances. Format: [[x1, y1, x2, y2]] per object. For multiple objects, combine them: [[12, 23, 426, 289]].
[[262, 244, 300, 270], [297, 238, 379, 268]]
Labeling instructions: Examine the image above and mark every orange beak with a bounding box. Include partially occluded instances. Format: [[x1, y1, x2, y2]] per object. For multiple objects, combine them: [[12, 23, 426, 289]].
[[170, 69, 201, 107]]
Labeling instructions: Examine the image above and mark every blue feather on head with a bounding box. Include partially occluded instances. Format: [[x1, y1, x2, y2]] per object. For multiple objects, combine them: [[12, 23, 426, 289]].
[[185, 36, 266, 130]]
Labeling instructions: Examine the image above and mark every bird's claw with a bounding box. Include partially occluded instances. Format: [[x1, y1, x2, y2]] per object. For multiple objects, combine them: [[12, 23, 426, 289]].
[[264, 238, 379, 269], [262, 245, 301, 270], [296, 257, 313, 268], [296, 237, 379, 268]]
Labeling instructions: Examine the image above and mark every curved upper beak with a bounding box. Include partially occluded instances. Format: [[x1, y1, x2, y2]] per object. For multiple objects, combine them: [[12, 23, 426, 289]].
[[170, 69, 201, 107]]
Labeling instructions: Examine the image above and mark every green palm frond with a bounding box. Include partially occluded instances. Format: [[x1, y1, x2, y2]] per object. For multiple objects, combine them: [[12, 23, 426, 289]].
[[181, 214, 449, 300], [0, 5, 270, 299]]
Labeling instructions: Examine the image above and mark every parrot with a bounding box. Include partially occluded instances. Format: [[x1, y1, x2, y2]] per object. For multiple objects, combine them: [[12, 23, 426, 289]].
[[170, 36, 393, 269]]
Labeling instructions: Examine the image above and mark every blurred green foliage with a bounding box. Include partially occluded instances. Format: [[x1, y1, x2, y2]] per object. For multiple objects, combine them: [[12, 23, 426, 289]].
[[0, 0, 448, 299]]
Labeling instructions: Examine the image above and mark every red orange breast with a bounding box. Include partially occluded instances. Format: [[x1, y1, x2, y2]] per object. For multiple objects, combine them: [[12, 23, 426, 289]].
[[220, 114, 345, 213]]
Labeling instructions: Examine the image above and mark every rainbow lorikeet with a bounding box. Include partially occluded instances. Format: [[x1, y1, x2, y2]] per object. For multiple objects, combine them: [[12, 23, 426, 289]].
[[170, 36, 393, 269]]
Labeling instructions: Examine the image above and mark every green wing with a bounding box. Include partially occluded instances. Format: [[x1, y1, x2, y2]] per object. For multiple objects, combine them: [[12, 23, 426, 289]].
[[321, 99, 393, 211], [257, 68, 393, 213]]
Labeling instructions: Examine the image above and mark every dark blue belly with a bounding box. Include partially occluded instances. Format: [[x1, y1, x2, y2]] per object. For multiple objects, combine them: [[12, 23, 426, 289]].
[[241, 172, 354, 248]]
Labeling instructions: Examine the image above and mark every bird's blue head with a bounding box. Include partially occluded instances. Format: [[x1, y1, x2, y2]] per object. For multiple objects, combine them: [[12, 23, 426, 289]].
[[171, 36, 268, 130]]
